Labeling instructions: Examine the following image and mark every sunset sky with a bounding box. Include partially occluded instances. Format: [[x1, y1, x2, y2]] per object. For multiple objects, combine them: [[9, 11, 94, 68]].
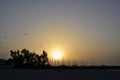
[[0, 0, 120, 65]]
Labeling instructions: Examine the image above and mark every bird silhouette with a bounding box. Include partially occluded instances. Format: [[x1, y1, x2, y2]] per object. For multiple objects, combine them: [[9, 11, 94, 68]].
[[3, 36, 8, 39], [25, 33, 28, 36]]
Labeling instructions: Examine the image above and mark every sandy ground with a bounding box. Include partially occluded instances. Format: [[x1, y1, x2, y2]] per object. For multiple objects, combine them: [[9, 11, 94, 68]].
[[0, 66, 120, 80]]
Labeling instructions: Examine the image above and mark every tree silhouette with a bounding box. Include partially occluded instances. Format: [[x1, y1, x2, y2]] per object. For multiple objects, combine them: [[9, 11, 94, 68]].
[[10, 49, 49, 68], [41, 50, 48, 66], [21, 49, 30, 65], [10, 50, 24, 67]]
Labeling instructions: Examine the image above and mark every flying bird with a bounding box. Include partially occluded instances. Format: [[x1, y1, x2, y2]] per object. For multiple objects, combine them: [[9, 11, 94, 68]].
[[40, 45, 43, 47], [3, 36, 8, 39], [25, 33, 28, 36]]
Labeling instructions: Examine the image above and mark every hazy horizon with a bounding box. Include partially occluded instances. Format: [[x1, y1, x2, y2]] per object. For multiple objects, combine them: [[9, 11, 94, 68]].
[[0, 0, 120, 65]]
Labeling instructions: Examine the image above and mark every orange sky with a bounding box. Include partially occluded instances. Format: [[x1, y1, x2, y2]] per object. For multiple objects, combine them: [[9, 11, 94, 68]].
[[0, 0, 120, 65]]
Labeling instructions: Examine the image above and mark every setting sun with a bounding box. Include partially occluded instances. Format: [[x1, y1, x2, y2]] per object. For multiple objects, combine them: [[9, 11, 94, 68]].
[[52, 50, 62, 60]]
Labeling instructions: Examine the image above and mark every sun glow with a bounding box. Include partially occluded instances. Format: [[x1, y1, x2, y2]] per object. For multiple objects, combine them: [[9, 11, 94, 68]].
[[52, 50, 62, 60]]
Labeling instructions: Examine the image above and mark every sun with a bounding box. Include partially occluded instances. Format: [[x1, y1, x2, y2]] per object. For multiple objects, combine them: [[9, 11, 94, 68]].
[[52, 50, 62, 60]]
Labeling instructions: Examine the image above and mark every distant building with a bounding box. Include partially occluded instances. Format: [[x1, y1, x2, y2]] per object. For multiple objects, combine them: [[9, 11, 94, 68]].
[[0, 59, 6, 65]]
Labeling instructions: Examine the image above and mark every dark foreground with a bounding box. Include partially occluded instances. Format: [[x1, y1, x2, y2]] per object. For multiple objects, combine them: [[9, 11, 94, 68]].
[[0, 66, 120, 80]]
